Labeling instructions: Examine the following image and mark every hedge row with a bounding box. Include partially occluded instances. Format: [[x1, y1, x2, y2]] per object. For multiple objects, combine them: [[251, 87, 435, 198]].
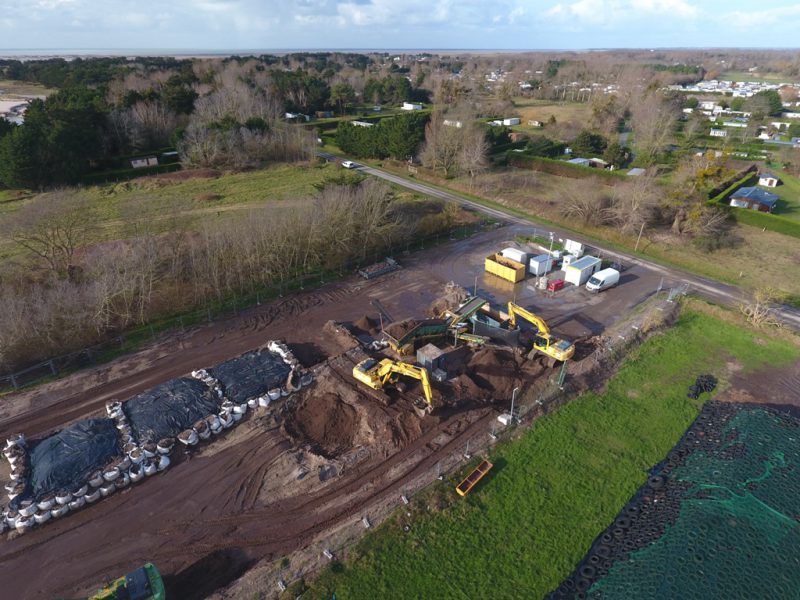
[[730, 208, 800, 239], [81, 162, 182, 185], [507, 153, 626, 182]]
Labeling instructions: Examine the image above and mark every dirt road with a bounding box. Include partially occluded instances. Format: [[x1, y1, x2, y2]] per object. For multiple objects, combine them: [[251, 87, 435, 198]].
[[0, 224, 658, 599]]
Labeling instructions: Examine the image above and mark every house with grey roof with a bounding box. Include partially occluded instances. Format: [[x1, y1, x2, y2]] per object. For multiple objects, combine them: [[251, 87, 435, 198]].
[[729, 186, 779, 213]]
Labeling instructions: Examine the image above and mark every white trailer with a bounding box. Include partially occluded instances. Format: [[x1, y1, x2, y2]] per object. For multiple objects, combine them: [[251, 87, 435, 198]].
[[500, 247, 528, 265], [528, 254, 555, 276], [564, 256, 602, 286]]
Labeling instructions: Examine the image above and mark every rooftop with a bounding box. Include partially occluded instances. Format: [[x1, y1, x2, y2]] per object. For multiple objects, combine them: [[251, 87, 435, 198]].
[[730, 186, 779, 207]]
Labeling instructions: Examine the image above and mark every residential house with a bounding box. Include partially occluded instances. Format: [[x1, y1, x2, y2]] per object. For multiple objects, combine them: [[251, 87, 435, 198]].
[[729, 187, 779, 212], [502, 117, 521, 126], [758, 173, 780, 188], [401, 102, 423, 111], [709, 128, 727, 138]]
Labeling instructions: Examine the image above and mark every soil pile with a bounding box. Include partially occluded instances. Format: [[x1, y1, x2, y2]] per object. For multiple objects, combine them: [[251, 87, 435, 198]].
[[284, 392, 359, 458], [464, 347, 546, 400], [385, 319, 419, 340], [351, 315, 381, 337], [428, 281, 469, 317]]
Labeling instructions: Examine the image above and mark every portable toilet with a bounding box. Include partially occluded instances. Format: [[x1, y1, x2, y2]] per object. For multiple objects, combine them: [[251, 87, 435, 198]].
[[564, 256, 602, 286]]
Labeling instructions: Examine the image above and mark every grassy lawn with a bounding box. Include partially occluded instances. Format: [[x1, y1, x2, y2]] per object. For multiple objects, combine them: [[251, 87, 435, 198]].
[[303, 306, 800, 599], [770, 169, 800, 222], [721, 71, 799, 83], [510, 97, 593, 130]]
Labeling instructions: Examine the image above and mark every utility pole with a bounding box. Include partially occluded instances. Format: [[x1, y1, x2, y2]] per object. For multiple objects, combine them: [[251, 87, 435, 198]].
[[634, 222, 645, 253], [510, 386, 519, 423]]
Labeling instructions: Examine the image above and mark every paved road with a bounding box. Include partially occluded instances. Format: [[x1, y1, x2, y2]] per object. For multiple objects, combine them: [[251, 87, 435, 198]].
[[322, 153, 800, 331]]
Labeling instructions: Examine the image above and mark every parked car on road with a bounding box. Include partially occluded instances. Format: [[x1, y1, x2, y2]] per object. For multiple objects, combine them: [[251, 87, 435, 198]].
[[342, 160, 357, 169]]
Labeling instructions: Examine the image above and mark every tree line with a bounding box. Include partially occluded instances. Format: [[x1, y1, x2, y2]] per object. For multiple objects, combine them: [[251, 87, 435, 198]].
[[0, 179, 455, 370]]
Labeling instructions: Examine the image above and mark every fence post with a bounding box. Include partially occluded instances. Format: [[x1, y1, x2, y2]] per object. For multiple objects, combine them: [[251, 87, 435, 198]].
[[48, 360, 57, 376], [10, 373, 18, 391]]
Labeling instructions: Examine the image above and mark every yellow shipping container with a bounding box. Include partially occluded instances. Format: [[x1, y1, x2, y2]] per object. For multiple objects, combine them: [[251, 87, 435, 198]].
[[485, 254, 526, 283]]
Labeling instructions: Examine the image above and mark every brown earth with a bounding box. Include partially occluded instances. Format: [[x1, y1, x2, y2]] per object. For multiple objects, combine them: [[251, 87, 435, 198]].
[[0, 222, 655, 600], [715, 360, 800, 418]]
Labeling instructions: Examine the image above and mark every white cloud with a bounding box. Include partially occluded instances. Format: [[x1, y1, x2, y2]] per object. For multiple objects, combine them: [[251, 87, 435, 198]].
[[725, 4, 800, 29], [546, 0, 700, 27]]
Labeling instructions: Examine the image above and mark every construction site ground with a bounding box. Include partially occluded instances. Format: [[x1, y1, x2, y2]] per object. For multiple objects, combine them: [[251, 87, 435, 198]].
[[0, 223, 669, 600]]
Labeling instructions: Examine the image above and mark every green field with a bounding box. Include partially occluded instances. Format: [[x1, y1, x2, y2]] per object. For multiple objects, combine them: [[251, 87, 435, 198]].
[[721, 71, 799, 83], [0, 162, 385, 259], [302, 305, 800, 599], [771, 169, 800, 222]]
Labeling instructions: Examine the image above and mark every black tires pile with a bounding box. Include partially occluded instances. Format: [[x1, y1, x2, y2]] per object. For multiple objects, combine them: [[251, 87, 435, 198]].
[[687, 374, 717, 400]]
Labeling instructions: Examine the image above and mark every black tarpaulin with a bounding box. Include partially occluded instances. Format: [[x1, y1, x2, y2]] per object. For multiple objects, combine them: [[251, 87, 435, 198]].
[[124, 377, 220, 444], [207, 350, 291, 404], [19, 418, 121, 504]]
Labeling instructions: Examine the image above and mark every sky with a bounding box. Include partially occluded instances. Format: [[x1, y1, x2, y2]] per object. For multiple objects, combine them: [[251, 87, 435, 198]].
[[1, 0, 800, 51]]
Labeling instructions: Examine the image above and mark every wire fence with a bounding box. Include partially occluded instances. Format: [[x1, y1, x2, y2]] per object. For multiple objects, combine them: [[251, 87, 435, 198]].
[[0, 221, 489, 394]]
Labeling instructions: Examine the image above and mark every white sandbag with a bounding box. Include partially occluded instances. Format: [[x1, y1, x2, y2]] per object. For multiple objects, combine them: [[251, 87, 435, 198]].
[[129, 464, 144, 483], [4, 510, 18, 529], [37, 496, 56, 512], [231, 410, 244, 422], [34, 511, 51, 525], [55, 491, 73, 506], [117, 456, 131, 471], [157, 439, 174, 455], [247, 398, 258, 409], [18, 501, 37, 518], [178, 429, 199, 446], [72, 484, 89, 498], [281, 387, 289, 397], [143, 461, 158, 477], [268, 388, 282, 401], [194, 420, 211, 440], [142, 443, 158, 458], [129, 448, 144, 464], [103, 467, 120, 482], [258, 396, 270, 408], [116, 472, 131, 488], [99, 483, 116, 497], [157, 455, 170, 471], [88, 471, 105, 488], [5, 434, 26, 448], [219, 412, 234, 429], [85, 489, 102, 503], [15, 516, 33, 532], [51, 504, 71, 518], [233, 403, 248, 415], [68, 496, 86, 511], [7, 482, 25, 501]]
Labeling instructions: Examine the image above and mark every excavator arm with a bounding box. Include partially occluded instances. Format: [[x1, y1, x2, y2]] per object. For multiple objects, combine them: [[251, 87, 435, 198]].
[[506, 302, 574, 362], [377, 360, 433, 408]]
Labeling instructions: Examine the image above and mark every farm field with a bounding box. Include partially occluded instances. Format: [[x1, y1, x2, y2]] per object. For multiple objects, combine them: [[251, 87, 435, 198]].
[[0, 79, 55, 97], [509, 97, 593, 132], [304, 304, 800, 599]]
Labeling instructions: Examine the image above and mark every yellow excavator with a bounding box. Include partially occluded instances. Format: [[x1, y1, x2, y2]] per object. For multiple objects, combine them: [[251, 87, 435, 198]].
[[352, 358, 433, 410], [507, 302, 575, 363]]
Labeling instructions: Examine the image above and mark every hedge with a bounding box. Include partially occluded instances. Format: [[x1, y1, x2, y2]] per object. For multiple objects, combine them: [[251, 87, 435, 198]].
[[507, 153, 626, 182], [81, 162, 182, 185], [730, 208, 800, 239]]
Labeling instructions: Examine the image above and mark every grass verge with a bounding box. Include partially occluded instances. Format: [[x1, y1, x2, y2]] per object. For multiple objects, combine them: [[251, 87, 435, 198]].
[[301, 306, 800, 599]]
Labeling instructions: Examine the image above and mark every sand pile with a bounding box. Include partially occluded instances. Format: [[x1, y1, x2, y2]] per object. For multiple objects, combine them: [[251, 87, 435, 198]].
[[453, 347, 547, 401], [351, 315, 381, 336], [385, 319, 419, 339]]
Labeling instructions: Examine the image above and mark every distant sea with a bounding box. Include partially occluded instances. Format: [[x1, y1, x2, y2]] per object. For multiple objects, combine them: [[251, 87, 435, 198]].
[[0, 47, 582, 60]]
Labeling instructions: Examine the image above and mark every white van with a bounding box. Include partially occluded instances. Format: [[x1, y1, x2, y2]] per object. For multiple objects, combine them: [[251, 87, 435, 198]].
[[342, 160, 357, 169], [586, 268, 620, 292]]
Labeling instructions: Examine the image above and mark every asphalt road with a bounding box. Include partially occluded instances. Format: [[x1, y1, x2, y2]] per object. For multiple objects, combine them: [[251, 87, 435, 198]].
[[323, 153, 800, 331]]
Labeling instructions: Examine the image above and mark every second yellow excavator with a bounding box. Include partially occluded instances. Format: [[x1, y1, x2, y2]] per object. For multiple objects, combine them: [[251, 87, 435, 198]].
[[507, 302, 575, 362], [352, 358, 433, 410]]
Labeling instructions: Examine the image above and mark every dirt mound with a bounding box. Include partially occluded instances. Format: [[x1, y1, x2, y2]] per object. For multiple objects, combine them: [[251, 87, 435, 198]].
[[428, 281, 470, 317], [466, 347, 546, 400], [284, 392, 359, 458], [352, 314, 380, 336]]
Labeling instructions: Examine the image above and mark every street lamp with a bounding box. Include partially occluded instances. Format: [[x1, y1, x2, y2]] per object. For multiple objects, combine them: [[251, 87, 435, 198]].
[[548, 231, 555, 255]]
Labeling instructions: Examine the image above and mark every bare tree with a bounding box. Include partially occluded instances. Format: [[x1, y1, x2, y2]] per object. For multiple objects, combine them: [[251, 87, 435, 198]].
[[4, 189, 95, 277], [740, 287, 784, 328], [459, 124, 490, 189], [630, 91, 681, 165]]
